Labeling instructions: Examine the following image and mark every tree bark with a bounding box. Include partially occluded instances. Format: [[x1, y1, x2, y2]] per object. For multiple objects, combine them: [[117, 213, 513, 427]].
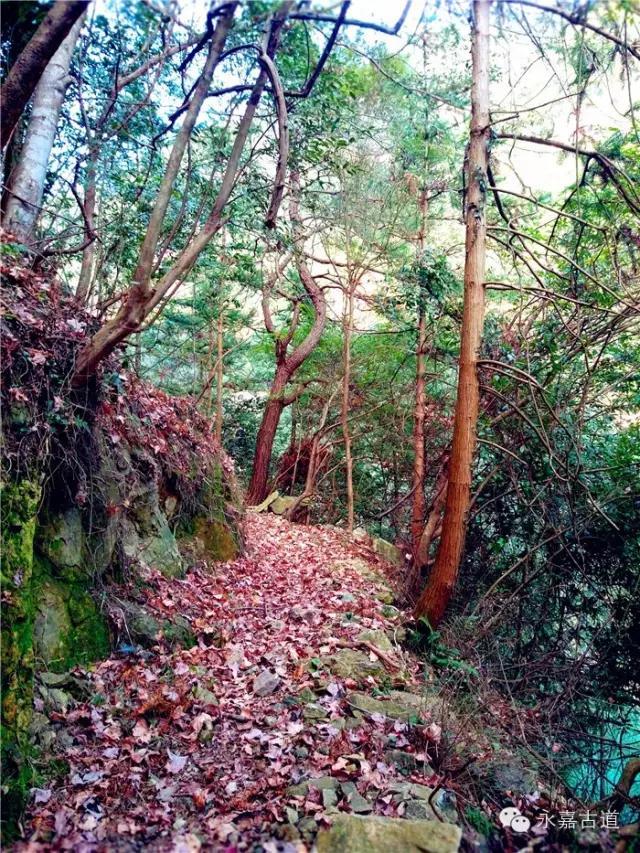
[[215, 311, 224, 443], [248, 367, 288, 505], [411, 308, 427, 553], [2, 16, 84, 242], [341, 280, 355, 532], [415, 0, 491, 627], [246, 170, 327, 504], [0, 0, 89, 149], [75, 148, 98, 302]]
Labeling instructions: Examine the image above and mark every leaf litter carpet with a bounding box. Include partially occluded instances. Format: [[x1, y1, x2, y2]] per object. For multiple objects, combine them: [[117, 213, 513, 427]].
[[21, 513, 448, 851]]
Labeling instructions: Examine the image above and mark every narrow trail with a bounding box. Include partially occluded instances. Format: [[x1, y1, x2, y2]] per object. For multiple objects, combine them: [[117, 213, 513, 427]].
[[22, 515, 460, 851]]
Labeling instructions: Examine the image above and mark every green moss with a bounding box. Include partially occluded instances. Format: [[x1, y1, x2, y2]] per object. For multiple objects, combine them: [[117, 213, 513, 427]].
[[1, 479, 41, 842], [193, 517, 238, 561], [32, 556, 110, 672]]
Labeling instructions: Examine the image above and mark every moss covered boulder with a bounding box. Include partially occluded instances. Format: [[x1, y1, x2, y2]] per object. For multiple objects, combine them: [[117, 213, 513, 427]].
[[316, 814, 461, 853]]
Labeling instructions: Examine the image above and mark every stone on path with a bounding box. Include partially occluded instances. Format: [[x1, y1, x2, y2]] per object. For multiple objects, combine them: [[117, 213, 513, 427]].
[[316, 814, 462, 853], [252, 669, 281, 697], [348, 689, 436, 721]]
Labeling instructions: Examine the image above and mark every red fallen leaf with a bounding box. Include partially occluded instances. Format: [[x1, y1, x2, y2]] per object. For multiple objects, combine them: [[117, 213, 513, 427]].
[[193, 789, 207, 810]]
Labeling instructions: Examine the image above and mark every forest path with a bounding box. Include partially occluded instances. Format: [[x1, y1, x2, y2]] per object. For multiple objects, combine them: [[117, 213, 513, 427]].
[[22, 514, 461, 851]]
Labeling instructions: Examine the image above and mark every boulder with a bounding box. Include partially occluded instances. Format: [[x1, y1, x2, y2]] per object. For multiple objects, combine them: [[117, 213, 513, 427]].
[[316, 814, 462, 853], [269, 495, 300, 515], [356, 629, 394, 653], [109, 598, 195, 649], [320, 648, 387, 681], [348, 690, 434, 721], [370, 536, 405, 567], [250, 491, 280, 513]]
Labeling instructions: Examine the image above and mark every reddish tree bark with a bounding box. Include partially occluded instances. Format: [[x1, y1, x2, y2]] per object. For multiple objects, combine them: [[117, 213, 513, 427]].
[[1, 1, 89, 149], [246, 171, 327, 505], [411, 308, 427, 553], [415, 0, 491, 627]]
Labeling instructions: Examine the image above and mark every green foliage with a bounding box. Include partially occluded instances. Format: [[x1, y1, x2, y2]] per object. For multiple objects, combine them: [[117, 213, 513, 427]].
[[408, 618, 478, 677]]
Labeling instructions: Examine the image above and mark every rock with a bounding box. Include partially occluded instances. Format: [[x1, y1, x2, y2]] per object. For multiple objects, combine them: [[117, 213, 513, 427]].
[[487, 760, 538, 795], [339, 592, 356, 603], [38, 671, 91, 701], [370, 537, 405, 567], [294, 746, 309, 759], [375, 589, 395, 605], [297, 687, 316, 704], [192, 684, 219, 706], [290, 606, 307, 620], [381, 604, 401, 619], [404, 800, 431, 820], [38, 686, 73, 714], [321, 648, 387, 681], [287, 776, 340, 797], [285, 807, 299, 824], [111, 598, 195, 649], [303, 703, 329, 721], [323, 788, 338, 808], [269, 495, 299, 515], [253, 670, 281, 697], [121, 506, 183, 577], [385, 749, 420, 776], [38, 509, 84, 570], [250, 491, 280, 513], [310, 776, 340, 791], [348, 690, 433, 721], [348, 792, 372, 814], [297, 817, 318, 839], [356, 629, 394, 653], [315, 814, 462, 853]]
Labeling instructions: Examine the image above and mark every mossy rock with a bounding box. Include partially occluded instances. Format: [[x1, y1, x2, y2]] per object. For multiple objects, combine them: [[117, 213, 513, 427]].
[[347, 690, 435, 721], [36, 509, 84, 574], [356, 629, 394, 653], [319, 648, 387, 682], [316, 814, 461, 853], [32, 560, 110, 672], [193, 517, 238, 561], [111, 598, 195, 649]]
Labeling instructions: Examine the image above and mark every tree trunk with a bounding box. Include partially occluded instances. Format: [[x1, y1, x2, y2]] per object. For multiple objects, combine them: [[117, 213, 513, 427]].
[[75, 148, 98, 302], [0, 0, 89, 149], [2, 16, 84, 243], [415, 0, 491, 627], [411, 174, 429, 556], [341, 281, 355, 532], [215, 311, 224, 443], [246, 170, 327, 504], [247, 368, 287, 504], [410, 308, 427, 554]]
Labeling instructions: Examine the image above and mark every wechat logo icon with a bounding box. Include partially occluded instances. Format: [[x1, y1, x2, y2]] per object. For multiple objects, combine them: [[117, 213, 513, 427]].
[[499, 806, 531, 833]]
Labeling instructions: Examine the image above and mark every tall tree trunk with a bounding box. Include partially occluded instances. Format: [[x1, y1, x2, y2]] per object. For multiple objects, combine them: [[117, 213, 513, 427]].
[[2, 16, 84, 242], [246, 170, 327, 505], [411, 308, 427, 553], [415, 0, 491, 627], [0, 0, 89, 149], [341, 281, 355, 532], [248, 367, 287, 504], [215, 311, 224, 443]]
